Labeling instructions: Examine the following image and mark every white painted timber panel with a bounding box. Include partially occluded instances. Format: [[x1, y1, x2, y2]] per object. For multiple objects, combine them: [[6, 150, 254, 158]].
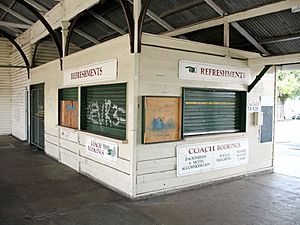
[[45, 140, 59, 160], [80, 157, 131, 196], [0, 39, 12, 135], [11, 43, 31, 140], [60, 147, 80, 171]]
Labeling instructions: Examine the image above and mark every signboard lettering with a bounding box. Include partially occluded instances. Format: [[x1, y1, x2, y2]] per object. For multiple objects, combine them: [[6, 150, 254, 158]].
[[86, 137, 118, 163], [179, 60, 251, 84], [64, 58, 117, 86], [177, 139, 248, 176]]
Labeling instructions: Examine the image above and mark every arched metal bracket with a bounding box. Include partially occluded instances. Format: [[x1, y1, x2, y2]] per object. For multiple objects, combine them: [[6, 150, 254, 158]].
[[248, 65, 273, 92], [0, 31, 31, 79], [119, 0, 134, 53], [31, 39, 43, 68], [16, 0, 63, 70], [65, 13, 83, 57], [137, 0, 151, 53]]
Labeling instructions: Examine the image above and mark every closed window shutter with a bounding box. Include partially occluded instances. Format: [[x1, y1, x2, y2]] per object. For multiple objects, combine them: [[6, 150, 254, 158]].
[[183, 88, 246, 136], [59, 88, 78, 101], [59, 88, 78, 129], [81, 83, 127, 140]]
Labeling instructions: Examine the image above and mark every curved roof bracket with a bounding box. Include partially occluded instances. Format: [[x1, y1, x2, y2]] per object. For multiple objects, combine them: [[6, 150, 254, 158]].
[[0, 31, 31, 79], [119, 0, 134, 53], [137, 0, 151, 53], [16, 0, 63, 70], [31, 39, 43, 68], [65, 13, 83, 57]]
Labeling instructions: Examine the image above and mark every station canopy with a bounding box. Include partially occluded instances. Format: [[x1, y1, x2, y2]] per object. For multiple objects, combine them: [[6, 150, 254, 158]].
[[0, 0, 300, 57]]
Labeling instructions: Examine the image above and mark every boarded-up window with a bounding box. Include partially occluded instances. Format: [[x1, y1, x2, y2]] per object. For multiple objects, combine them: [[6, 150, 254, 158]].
[[183, 88, 246, 136], [59, 88, 78, 129], [81, 83, 126, 140]]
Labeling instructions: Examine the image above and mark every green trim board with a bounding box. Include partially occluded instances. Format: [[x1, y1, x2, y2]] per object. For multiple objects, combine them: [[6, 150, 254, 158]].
[[142, 96, 182, 144], [182, 88, 246, 136], [80, 83, 127, 140]]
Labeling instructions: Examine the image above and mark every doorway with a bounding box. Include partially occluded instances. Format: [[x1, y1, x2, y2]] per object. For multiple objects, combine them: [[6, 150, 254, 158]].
[[30, 83, 45, 149], [274, 67, 300, 178]]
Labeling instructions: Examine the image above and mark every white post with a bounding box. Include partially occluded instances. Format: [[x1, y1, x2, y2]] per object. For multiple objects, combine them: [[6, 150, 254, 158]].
[[61, 21, 70, 57]]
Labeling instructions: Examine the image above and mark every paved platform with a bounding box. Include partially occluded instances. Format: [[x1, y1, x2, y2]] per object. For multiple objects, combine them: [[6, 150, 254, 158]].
[[1, 136, 300, 225]]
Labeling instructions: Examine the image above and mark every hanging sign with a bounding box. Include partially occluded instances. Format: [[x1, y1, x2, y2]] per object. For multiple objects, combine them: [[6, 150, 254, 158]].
[[64, 58, 118, 86], [177, 139, 248, 176], [86, 137, 118, 164], [179, 60, 251, 84]]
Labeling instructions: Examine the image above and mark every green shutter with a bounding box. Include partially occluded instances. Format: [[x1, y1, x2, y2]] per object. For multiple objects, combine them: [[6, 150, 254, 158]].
[[59, 87, 78, 101], [183, 88, 246, 136], [81, 83, 127, 140]]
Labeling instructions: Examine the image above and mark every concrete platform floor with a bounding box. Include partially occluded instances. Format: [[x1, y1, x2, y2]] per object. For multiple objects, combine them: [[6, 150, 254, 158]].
[[1, 136, 300, 225]]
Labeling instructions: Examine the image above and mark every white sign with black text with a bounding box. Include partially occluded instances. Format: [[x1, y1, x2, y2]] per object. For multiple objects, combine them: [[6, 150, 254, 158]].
[[64, 58, 118, 86], [248, 100, 261, 112], [179, 60, 251, 84], [86, 137, 118, 164], [177, 139, 249, 176]]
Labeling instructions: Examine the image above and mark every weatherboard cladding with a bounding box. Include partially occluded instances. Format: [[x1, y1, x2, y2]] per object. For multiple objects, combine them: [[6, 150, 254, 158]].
[[0, 38, 12, 135]]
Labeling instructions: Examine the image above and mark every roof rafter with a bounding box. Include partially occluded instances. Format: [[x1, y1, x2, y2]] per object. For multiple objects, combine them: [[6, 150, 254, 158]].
[[88, 10, 126, 35], [127, 0, 174, 31], [204, 0, 269, 55], [23, 0, 49, 14], [74, 28, 100, 44], [0, 21, 30, 29], [0, 2, 34, 25], [163, 0, 299, 37]]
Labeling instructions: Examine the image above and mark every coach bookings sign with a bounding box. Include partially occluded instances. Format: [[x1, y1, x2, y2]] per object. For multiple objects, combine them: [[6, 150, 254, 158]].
[[177, 139, 249, 176]]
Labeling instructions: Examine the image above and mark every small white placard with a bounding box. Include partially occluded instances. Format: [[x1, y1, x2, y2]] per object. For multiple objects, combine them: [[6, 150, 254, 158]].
[[86, 137, 118, 164], [60, 128, 78, 142], [64, 58, 118, 86], [248, 100, 261, 112], [179, 60, 251, 84], [177, 139, 248, 176]]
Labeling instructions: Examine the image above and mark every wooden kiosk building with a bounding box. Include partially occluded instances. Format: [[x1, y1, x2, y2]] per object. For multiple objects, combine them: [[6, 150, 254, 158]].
[[0, 0, 300, 198]]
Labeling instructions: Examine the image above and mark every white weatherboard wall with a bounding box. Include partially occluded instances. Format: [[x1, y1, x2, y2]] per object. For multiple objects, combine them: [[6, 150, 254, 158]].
[[30, 35, 135, 197], [11, 43, 31, 141], [135, 34, 274, 197], [0, 38, 12, 135]]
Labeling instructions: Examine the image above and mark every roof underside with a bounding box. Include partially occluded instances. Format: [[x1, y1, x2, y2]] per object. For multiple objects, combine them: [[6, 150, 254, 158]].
[[0, 0, 300, 57]]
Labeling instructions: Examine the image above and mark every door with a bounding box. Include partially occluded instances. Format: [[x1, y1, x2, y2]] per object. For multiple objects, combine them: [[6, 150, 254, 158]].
[[30, 84, 45, 149]]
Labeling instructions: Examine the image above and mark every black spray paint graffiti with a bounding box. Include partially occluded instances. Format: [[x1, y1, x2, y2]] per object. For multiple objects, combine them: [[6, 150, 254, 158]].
[[86, 100, 126, 127]]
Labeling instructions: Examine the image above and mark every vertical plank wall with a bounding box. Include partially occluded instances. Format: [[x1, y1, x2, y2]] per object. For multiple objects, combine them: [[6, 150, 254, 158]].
[[0, 38, 12, 135], [11, 43, 31, 140]]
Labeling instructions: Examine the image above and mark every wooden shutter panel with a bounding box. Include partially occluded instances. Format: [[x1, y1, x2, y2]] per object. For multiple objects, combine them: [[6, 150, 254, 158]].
[[183, 88, 246, 136], [81, 83, 127, 140]]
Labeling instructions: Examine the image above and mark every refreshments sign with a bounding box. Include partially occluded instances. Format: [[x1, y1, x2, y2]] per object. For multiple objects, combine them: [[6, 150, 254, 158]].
[[64, 58, 117, 86], [179, 60, 251, 84], [177, 139, 248, 176]]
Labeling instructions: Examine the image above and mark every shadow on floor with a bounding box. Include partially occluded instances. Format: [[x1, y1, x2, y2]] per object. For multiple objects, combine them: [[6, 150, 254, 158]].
[[1, 136, 300, 225]]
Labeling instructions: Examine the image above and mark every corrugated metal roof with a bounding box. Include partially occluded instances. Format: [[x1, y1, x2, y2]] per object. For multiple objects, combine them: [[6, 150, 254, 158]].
[[212, 0, 282, 14], [265, 39, 300, 55], [0, 0, 300, 58], [163, 3, 219, 28], [239, 10, 300, 40]]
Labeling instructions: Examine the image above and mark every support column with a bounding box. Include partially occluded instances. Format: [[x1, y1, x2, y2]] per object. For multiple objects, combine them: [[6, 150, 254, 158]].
[[224, 22, 230, 57], [134, 0, 141, 53], [61, 21, 70, 58]]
